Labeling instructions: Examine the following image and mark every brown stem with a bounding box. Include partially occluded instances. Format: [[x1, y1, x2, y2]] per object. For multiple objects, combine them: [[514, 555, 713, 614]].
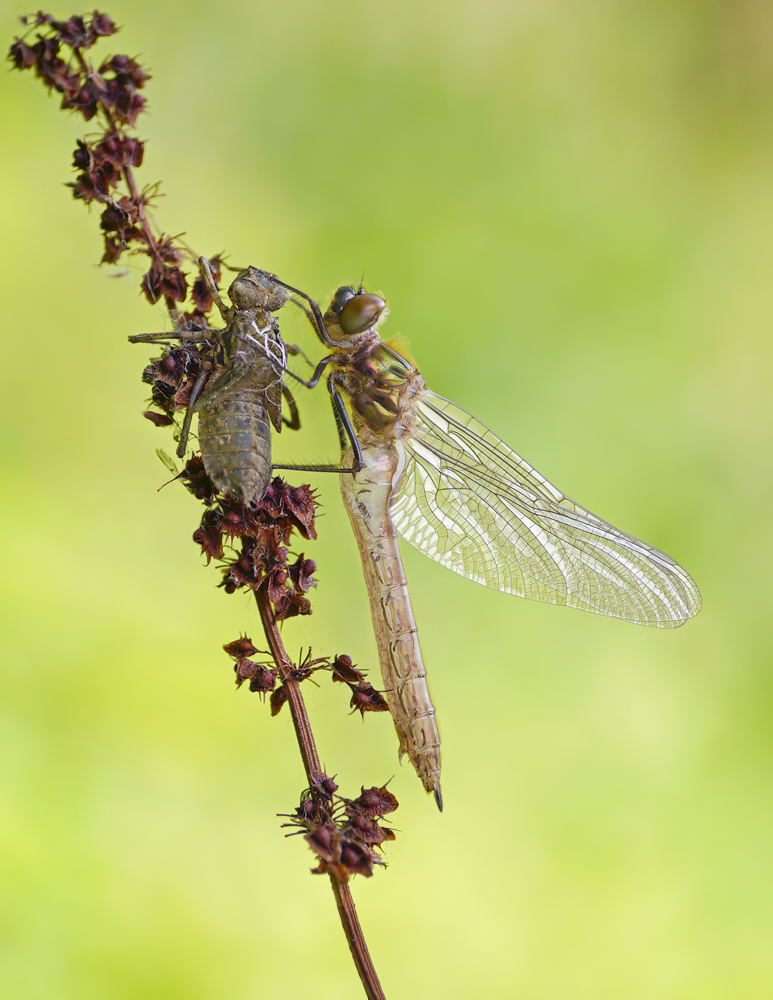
[[254, 587, 386, 1000], [331, 881, 387, 1000], [102, 110, 182, 323], [255, 586, 321, 777], [72, 48, 181, 320]]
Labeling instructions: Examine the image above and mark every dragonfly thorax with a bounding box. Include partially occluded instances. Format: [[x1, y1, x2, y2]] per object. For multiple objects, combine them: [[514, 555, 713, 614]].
[[336, 341, 425, 440]]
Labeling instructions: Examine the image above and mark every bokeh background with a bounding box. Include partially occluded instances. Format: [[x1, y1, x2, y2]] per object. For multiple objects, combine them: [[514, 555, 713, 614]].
[[2, 1, 771, 997]]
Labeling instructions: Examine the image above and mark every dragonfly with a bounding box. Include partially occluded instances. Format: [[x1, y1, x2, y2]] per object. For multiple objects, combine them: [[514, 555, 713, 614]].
[[263, 277, 702, 810], [130, 257, 298, 506]]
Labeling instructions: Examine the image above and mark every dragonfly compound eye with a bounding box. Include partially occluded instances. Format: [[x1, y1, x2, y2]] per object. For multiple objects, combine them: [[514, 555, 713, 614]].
[[338, 293, 387, 336], [331, 286, 357, 314]]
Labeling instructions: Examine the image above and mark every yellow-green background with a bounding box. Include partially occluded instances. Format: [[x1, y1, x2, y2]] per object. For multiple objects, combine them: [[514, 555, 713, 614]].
[[2, 1, 771, 997]]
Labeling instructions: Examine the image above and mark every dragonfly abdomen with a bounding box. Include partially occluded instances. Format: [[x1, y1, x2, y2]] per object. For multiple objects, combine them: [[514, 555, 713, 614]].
[[341, 445, 442, 807], [197, 395, 273, 505]]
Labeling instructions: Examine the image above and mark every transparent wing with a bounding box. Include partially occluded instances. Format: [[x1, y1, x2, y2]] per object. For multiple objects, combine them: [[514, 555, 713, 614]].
[[390, 391, 701, 627]]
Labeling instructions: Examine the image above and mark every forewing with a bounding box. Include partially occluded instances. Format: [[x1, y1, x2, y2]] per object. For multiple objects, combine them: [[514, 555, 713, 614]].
[[390, 391, 701, 627]]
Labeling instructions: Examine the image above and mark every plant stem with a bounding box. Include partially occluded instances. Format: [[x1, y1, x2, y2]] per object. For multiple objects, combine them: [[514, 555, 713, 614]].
[[254, 588, 387, 1000]]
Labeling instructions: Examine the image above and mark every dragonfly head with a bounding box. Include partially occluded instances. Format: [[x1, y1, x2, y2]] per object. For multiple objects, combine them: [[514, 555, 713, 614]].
[[326, 286, 387, 339]]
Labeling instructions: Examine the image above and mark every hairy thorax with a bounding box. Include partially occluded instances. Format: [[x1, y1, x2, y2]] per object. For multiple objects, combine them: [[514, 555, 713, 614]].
[[337, 341, 425, 445]]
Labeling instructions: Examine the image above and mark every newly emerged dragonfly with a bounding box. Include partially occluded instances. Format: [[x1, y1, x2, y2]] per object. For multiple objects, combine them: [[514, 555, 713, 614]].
[[278, 280, 702, 810], [130, 257, 297, 505]]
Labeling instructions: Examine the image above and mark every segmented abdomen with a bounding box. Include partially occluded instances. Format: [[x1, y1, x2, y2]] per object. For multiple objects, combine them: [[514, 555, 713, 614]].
[[340, 443, 442, 805], [198, 396, 272, 505]]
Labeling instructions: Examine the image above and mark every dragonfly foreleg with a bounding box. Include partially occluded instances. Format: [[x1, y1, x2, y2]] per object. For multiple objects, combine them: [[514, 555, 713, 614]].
[[281, 353, 334, 391], [253, 277, 348, 349]]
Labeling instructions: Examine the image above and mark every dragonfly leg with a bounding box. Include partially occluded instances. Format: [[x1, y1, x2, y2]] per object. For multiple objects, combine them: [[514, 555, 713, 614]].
[[282, 353, 334, 390], [285, 341, 314, 369], [272, 377, 362, 474], [329, 375, 363, 472], [271, 461, 360, 475], [288, 297, 318, 335], [281, 384, 300, 431], [175, 361, 213, 458], [197, 256, 231, 321], [253, 277, 348, 349], [128, 328, 213, 344]]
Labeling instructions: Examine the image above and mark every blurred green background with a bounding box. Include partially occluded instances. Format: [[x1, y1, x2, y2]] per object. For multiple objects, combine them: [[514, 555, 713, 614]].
[[2, 1, 771, 997]]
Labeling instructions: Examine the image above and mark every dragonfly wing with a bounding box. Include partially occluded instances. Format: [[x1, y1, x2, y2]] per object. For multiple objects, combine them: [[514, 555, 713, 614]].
[[390, 391, 701, 627]]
